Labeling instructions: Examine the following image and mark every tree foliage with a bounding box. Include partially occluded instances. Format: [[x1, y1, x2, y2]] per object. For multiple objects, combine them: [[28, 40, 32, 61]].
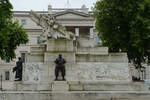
[[0, 0, 28, 61], [94, 0, 150, 68]]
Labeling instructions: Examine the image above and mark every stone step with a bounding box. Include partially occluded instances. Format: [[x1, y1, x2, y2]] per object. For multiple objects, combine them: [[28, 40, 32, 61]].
[[52, 81, 69, 91], [1, 90, 150, 100], [68, 81, 149, 91]]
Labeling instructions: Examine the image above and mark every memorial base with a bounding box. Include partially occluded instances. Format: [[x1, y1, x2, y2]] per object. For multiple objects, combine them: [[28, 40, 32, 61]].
[[52, 81, 69, 91], [0, 91, 150, 100]]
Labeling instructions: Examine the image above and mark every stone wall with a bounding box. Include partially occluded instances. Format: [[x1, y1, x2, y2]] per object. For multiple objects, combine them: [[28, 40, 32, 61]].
[[76, 62, 130, 81], [22, 39, 131, 83], [76, 53, 128, 62], [0, 91, 150, 100]]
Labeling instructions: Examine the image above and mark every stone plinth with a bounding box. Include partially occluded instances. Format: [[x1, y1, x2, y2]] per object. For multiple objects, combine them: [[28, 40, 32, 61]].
[[68, 81, 149, 91], [68, 81, 83, 91], [52, 81, 69, 91], [1, 81, 17, 91], [13, 82, 52, 91], [44, 52, 75, 63], [47, 39, 74, 52], [76, 47, 108, 55], [78, 37, 96, 47], [81, 81, 149, 91], [76, 53, 128, 62]]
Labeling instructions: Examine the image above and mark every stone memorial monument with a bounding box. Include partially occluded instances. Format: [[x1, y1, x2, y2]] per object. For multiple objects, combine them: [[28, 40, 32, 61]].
[[15, 10, 147, 91], [12, 11, 145, 91], [1, 10, 149, 100]]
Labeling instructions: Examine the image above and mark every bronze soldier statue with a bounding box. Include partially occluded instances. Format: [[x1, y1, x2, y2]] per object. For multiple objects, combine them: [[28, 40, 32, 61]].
[[13, 57, 23, 81], [54, 54, 66, 81]]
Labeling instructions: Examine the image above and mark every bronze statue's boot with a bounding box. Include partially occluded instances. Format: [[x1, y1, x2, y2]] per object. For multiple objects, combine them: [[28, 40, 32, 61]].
[[15, 78, 22, 81], [55, 78, 58, 81], [62, 77, 66, 81]]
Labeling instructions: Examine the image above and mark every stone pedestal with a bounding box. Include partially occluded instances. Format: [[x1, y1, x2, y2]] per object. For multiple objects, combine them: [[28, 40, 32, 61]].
[[14, 82, 52, 91], [52, 81, 69, 91], [21, 37, 148, 93], [47, 39, 74, 52]]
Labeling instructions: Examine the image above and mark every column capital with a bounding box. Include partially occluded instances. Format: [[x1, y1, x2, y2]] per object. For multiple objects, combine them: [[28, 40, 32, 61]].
[[75, 27, 79, 37], [90, 28, 94, 39]]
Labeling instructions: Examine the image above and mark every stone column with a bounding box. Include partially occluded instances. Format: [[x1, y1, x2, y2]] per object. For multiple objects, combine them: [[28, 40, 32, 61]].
[[48, 5, 52, 14], [90, 27, 94, 39], [75, 27, 79, 37]]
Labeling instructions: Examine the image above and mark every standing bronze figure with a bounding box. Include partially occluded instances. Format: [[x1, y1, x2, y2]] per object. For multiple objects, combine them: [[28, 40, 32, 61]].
[[54, 54, 66, 81], [13, 57, 23, 81]]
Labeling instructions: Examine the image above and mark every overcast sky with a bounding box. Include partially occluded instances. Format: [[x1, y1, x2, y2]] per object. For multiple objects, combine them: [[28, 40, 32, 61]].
[[9, 0, 97, 11]]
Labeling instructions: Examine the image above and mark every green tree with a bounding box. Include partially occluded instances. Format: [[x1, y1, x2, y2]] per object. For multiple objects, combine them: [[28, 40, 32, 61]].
[[94, 0, 150, 69], [0, 0, 28, 61]]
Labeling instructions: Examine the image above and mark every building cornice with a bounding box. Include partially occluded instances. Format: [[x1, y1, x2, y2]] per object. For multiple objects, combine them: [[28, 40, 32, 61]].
[[56, 18, 94, 21], [13, 9, 94, 17], [53, 9, 91, 17]]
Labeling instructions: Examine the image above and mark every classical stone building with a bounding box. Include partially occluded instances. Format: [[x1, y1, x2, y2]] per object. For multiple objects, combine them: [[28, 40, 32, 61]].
[[0, 5, 100, 82]]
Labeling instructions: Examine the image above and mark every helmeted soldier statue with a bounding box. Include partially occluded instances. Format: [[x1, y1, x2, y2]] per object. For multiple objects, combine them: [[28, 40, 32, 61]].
[[13, 57, 23, 81], [54, 54, 66, 81]]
